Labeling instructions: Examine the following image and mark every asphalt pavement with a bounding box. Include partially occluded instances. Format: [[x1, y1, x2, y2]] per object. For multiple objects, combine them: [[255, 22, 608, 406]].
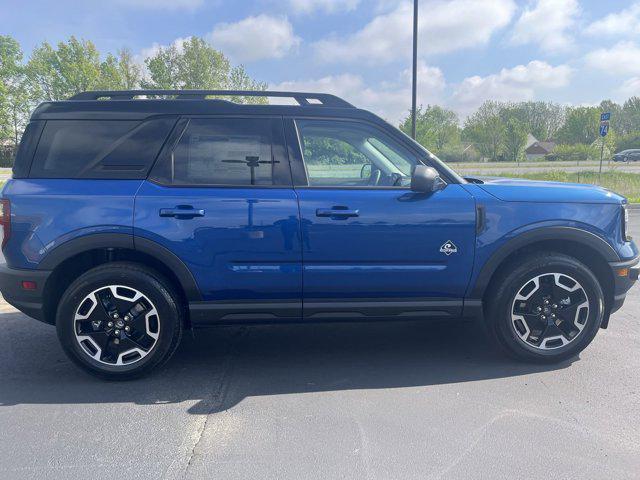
[[0, 212, 638, 480]]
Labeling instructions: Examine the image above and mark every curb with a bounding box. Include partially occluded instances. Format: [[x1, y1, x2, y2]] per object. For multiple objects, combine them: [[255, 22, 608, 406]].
[[628, 204, 640, 210]]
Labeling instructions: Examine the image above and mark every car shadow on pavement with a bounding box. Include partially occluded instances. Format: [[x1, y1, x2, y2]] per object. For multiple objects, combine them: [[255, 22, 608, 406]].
[[0, 311, 574, 413]]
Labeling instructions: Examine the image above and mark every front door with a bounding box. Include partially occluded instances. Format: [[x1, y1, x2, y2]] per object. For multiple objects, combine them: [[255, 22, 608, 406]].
[[289, 118, 477, 319], [134, 117, 302, 324]]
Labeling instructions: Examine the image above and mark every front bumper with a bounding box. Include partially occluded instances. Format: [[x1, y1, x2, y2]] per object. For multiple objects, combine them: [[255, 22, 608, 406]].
[[608, 256, 639, 315], [0, 263, 52, 323]]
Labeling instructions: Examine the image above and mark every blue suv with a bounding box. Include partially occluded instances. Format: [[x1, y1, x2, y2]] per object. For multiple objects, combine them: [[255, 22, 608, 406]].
[[0, 90, 638, 379]]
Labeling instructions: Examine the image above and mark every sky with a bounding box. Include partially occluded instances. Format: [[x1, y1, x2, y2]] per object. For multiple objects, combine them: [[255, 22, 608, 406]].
[[2, 0, 640, 123]]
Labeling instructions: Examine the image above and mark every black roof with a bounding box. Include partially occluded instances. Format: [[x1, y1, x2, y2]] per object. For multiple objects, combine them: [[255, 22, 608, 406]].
[[31, 89, 381, 122]]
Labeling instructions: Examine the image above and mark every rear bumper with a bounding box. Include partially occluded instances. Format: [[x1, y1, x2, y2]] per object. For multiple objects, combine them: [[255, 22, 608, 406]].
[[608, 256, 639, 315], [0, 263, 52, 323]]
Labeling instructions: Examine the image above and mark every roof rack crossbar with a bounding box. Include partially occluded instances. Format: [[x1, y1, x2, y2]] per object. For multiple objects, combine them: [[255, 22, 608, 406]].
[[69, 90, 354, 108]]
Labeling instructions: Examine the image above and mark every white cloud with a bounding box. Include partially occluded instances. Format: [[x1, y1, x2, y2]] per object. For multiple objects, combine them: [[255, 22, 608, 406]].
[[511, 0, 578, 52], [618, 77, 640, 97], [138, 37, 191, 62], [586, 3, 640, 37], [113, 0, 203, 10], [209, 15, 301, 62], [585, 41, 640, 76], [288, 0, 360, 14], [271, 61, 446, 123], [453, 61, 572, 115], [314, 0, 515, 64]]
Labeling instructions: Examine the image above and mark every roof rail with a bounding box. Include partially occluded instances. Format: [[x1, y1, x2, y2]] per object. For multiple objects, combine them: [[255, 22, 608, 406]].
[[69, 90, 354, 108]]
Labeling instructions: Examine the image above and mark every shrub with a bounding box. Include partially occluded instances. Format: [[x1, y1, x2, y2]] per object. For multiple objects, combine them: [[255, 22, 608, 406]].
[[545, 144, 598, 162], [434, 144, 481, 163], [0, 146, 15, 167]]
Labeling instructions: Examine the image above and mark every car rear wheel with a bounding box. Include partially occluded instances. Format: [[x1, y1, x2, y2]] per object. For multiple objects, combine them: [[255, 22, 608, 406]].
[[56, 262, 183, 379], [486, 253, 605, 363]]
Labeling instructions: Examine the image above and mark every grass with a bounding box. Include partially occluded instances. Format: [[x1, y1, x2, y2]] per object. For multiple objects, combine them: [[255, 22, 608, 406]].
[[485, 170, 640, 203]]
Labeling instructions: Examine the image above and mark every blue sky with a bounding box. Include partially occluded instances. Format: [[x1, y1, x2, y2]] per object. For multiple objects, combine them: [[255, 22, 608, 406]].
[[2, 0, 639, 122]]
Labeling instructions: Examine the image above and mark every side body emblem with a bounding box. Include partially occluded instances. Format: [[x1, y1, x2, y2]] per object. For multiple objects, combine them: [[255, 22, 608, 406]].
[[440, 241, 458, 256]]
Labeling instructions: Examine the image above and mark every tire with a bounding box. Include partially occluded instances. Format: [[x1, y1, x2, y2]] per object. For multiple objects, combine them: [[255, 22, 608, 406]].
[[485, 253, 605, 363], [56, 262, 183, 380]]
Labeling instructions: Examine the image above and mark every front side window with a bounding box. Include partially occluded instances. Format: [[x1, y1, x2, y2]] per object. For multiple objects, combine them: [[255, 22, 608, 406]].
[[296, 119, 419, 187], [157, 118, 279, 186]]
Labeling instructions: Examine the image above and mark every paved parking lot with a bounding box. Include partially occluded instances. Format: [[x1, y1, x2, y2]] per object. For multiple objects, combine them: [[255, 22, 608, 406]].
[[0, 212, 638, 480]]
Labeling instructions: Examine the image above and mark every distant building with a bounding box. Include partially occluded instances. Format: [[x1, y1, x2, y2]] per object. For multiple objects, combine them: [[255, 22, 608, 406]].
[[525, 140, 556, 161]]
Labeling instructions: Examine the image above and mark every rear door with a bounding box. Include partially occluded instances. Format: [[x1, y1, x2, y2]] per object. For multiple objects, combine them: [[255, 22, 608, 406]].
[[287, 118, 477, 320], [134, 116, 302, 324]]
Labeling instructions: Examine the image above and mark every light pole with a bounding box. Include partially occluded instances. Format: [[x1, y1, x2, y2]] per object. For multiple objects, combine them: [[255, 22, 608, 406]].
[[411, 0, 418, 140]]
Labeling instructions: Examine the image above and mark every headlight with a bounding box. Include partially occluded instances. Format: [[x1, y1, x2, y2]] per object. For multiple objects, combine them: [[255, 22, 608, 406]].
[[623, 204, 632, 242]]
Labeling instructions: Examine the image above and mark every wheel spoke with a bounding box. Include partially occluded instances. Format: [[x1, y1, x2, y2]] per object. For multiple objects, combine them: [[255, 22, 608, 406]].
[[511, 272, 590, 351], [73, 285, 160, 367]]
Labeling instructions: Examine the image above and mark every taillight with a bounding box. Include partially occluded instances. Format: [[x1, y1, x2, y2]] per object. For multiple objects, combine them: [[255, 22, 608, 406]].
[[0, 199, 10, 250]]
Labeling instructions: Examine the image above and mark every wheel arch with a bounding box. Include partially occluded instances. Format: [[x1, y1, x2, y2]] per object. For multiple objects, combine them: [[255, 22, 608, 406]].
[[39, 233, 201, 325], [472, 227, 618, 322]]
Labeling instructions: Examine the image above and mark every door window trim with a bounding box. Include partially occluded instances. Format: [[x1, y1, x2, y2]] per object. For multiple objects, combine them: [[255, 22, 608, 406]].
[[147, 115, 294, 189], [287, 116, 454, 189]]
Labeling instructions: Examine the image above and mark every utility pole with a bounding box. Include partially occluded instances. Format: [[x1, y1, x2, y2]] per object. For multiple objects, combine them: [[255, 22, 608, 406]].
[[411, 0, 418, 140]]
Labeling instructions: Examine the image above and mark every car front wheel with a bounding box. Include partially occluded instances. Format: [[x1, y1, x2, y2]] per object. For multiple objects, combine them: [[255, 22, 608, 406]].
[[486, 253, 605, 363], [56, 262, 183, 379]]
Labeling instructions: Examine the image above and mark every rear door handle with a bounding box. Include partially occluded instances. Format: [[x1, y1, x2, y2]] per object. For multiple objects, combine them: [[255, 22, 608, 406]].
[[316, 207, 360, 219], [159, 207, 206, 219]]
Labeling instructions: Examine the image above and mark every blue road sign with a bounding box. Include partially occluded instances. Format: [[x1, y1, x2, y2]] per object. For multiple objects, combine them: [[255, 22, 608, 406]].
[[600, 123, 609, 137], [601, 112, 611, 122]]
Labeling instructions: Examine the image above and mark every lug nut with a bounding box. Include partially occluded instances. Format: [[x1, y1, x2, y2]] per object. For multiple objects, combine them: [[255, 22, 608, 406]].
[[124, 315, 131, 322], [543, 299, 550, 305], [114, 329, 121, 336], [552, 304, 558, 309], [112, 313, 119, 319], [124, 326, 131, 333], [107, 321, 114, 328], [540, 315, 546, 321], [550, 313, 556, 319], [536, 306, 542, 312]]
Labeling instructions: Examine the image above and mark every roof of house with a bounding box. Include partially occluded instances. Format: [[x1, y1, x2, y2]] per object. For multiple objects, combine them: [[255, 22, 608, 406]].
[[525, 140, 556, 154]]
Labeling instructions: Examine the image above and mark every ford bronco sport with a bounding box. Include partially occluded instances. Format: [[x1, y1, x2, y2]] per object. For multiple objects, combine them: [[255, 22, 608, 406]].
[[0, 90, 637, 379]]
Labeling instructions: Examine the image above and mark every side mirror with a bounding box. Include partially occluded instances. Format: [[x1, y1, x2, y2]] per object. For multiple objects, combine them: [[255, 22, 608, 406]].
[[411, 165, 445, 193]]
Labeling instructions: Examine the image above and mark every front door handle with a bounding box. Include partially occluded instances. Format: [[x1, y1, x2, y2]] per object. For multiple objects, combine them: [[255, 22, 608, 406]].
[[316, 206, 360, 219], [159, 206, 206, 219]]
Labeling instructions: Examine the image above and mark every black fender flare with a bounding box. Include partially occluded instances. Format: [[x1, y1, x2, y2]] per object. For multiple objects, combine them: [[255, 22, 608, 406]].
[[38, 233, 202, 301], [469, 226, 619, 299]]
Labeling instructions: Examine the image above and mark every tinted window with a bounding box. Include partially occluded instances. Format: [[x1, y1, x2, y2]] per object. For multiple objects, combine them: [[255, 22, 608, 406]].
[[12, 121, 44, 178], [30, 118, 176, 179], [154, 118, 280, 186], [296, 119, 418, 187]]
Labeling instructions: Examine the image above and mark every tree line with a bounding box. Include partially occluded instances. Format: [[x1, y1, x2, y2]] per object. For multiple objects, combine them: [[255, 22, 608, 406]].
[[3, 34, 640, 165], [400, 98, 640, 163], [0, 34, 266, 162]]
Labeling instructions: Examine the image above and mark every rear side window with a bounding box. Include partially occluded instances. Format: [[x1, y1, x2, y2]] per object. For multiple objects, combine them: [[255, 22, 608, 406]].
[[29, 118, 176, 179], [151, 117, 289, 186], [12, 121, 45, 178]]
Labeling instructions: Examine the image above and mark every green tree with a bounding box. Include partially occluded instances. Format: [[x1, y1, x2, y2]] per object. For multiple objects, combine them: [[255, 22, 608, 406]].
[[0, 35, 31, 145], [500, 101, 565, 141], [556, 106, 600, 145], [98, 48, 141, 90], [621, 97, 640, 135], [26, 37, 104, 101], [399, 105, 460, 152], [462, 101, 505, 161], [503, 118, 528, 163], [142, 37, 266, 102]]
